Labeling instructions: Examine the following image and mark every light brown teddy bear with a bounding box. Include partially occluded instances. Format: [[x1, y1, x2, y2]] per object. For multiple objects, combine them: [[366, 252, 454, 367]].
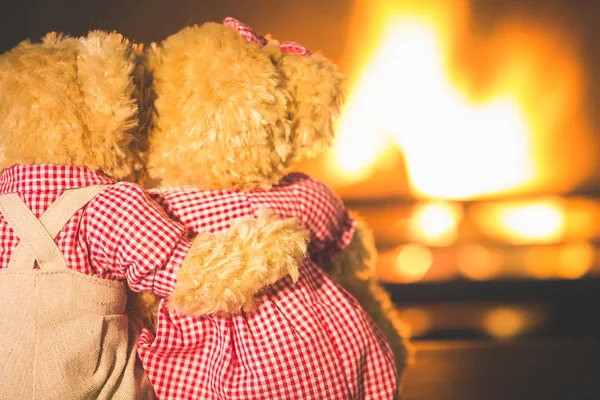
[[134, 18, 411, 399], [0, 30, 308, 399]]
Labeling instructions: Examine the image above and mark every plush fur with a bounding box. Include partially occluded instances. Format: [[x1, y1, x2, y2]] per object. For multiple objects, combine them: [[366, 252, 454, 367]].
[[169, 209, 309, 316], [0, 31, 140, 180], [145, 23, 344, 190], [130, 43, 155, 184], [141, 19, 409, 380], [276, 49, 345, 160], [146, 23, 292, 190], [127, 290, 160, 333], [0, 30, 309, 320]]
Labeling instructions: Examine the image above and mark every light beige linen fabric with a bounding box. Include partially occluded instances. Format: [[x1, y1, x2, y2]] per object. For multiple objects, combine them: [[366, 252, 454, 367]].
[[0, 186, 155, 399]]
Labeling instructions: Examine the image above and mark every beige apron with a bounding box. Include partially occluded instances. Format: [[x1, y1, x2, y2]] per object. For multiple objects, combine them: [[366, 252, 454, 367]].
[[0, 185, 155, 400]]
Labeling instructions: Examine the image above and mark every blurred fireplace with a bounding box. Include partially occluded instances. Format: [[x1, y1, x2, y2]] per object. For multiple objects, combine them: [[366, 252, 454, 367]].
[[297, 0, 600, 340]]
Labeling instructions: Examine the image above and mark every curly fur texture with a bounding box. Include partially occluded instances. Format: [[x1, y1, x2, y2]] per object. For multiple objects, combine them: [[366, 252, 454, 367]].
[[331, 214, 414, 380], [168, 209, 309, 316], [127, 290, 160, 334], [146, 23, 292, 190], [277, 51, 344, 160], [130, 43, 156, 184], [0, 31, 140, 179], [144, 22, 343, 190]]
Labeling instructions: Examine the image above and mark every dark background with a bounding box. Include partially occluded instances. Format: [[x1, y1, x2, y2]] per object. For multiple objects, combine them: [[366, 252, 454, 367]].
[[3, 1, 599, 71]]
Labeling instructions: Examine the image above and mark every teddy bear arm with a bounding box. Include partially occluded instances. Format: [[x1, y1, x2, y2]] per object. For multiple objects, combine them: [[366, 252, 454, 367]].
[[167, 209, 309, 316]]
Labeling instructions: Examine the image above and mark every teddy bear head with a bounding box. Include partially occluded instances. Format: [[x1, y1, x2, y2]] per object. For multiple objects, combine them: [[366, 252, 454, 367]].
[[143, 18, 344, 190], [0, 31, 145, 180]]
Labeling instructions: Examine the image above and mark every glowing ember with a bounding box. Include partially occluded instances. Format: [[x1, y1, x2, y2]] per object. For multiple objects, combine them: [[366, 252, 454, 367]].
[[524, 242, 594, 280], [557, 242, 594, 280], [498, 203, 564, 243], [456, 244, 503, 281], [408, 202, 463, 246], [483, 307, 527, 339], [394, 243, 433, 282], [398, 307, 431, 337], [473, 198, 565, 245]]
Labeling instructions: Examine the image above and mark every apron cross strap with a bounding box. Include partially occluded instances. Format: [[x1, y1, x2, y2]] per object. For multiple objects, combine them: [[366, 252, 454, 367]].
[[0, 185, 109, 271]]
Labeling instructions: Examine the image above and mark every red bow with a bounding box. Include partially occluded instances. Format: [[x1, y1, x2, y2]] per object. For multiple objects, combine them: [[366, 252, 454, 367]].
[[223, 17, 311, 56]]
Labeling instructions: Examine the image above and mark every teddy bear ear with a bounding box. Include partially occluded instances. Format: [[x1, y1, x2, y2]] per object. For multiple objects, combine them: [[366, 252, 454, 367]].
[[0, 30, 139, 178], [75, 30, 139, 179], [42, 31, 68, 44], [278, 51, 345, 159], [0, 32, 80, 169], [76, 30, 137, 137], [129, 41, 159, 184]]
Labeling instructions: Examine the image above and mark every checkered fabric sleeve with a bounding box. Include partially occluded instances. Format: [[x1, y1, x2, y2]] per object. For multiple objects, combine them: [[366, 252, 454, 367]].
[[287, 173, 357, 267], [147, 187, 257, 235], [84, 182, 190, 297]]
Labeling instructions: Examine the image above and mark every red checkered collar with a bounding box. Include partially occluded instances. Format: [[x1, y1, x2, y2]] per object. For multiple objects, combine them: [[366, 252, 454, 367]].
[[0, 164, 116, 193]]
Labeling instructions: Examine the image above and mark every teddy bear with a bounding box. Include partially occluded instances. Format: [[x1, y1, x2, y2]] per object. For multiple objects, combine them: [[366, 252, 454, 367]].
[[131, 17, 410, 399], [0, 30, 308, 399]]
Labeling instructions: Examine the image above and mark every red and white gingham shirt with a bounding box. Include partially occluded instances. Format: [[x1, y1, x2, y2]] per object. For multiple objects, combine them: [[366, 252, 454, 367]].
[[139, 173, 398, 400], [0, 164, 190, 297]]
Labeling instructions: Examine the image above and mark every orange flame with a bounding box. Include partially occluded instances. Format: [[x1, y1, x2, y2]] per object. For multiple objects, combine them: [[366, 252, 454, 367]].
[[472, 198, 566, 245], [329, 0, 596, 200]]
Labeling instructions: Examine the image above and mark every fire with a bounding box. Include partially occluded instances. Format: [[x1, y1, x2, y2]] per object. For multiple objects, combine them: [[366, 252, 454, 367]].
[[329, 0, 595, 200], [394, 243, 433, 282], [483, 307, 527, 339], [456, 244, 503, 281], [408, 202, 463, 246], [333, 19, 533, 199], [472, 198, 566, 245], [495, 202, 564, 243]]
